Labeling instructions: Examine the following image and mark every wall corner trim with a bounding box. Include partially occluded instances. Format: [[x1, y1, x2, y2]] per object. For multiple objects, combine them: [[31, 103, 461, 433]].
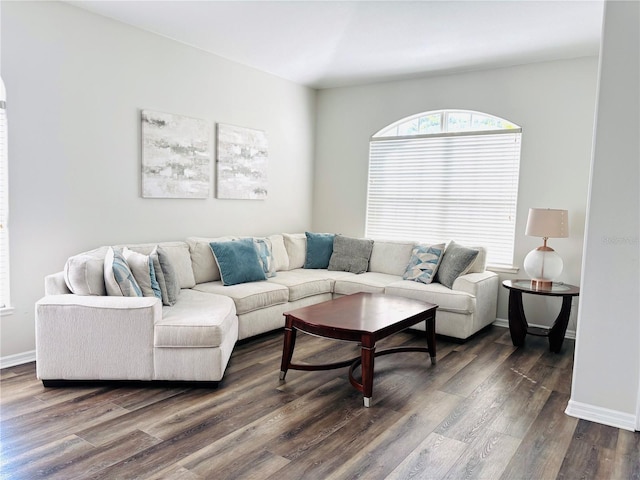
[[1, 350, 36, 369], [565, 399, 637, 432]]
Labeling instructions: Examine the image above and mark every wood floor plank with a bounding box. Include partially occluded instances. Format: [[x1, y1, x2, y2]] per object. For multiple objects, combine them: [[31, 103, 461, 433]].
[[385, 432, 468, 480], [499, 391, 579, 480], [175, 378, 353, 476], [1, 397, 130, 457], [330, 390, 463, 479], [488, 373, 552, 439], [441, 427, 522, 480], [556, 439, 616, 480], [435, 367, 524, 444], [440, 341, 516, 397], [613, 429, 640, 480], [264, 405, 405, 479]]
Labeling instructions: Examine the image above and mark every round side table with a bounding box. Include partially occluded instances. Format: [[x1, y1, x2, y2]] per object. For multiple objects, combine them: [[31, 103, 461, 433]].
[[502, 279, 580, 353]]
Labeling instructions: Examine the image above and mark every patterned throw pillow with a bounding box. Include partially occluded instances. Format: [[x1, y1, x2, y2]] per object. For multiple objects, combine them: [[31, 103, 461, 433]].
[[402, 243, 446, 284], [254, 238, 277, 278], [104, 247, 143, 297]]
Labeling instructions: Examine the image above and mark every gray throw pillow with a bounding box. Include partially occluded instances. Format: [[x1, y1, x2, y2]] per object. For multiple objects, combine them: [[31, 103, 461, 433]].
[[435, 241, 479, 289], [157, 246, 180, 305], [328, 235, 374, 274]]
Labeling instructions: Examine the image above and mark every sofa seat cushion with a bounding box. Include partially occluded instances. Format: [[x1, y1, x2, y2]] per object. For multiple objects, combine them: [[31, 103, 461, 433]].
[[155, 290, 237, 348], [334, 272, 402, 295], [385, 280, 476, 314], [268, 269, 333, 301], [192, 281, 289, 315]]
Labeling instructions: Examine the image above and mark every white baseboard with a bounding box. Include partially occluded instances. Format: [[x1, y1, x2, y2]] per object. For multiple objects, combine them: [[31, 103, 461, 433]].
[[1, 350, 36, 369], [493, 317, 576, 340], [565, 399, 637, 432]]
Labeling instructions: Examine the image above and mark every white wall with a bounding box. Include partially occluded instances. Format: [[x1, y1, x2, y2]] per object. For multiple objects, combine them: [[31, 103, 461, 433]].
[[314, 57, 599, 328], [0, 2, 316, 360], [567, 0, 639, 431]]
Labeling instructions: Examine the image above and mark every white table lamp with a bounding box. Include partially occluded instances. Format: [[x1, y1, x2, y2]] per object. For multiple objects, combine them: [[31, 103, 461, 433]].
[[523, 208, 568, 289]]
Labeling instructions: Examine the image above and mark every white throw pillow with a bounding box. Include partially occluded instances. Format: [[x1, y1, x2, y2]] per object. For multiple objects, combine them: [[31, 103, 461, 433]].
[[267, 234, 290, 271], [282, 233, 306, 270], [123, 247, 161, 298]]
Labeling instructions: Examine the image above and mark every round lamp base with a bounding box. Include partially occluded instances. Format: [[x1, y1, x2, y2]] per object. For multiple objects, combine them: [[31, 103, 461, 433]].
[[524, 247, 563, 287]]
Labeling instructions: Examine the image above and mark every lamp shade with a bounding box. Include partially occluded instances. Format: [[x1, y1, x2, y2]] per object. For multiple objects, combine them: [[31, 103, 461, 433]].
[[525, 208, 568, 238]]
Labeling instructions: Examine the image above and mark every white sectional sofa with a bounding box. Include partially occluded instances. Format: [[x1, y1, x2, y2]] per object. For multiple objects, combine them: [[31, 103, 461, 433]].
[[36, 233, 499, 385]]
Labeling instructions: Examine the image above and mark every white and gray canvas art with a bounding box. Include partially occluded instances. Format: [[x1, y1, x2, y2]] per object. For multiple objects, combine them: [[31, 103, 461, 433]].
[[141, 110, 212, 199], [216, 123, 268, 200]]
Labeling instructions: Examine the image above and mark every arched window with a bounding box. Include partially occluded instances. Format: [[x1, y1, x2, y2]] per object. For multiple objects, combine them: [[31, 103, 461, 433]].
[[366, 109, 521, 268]]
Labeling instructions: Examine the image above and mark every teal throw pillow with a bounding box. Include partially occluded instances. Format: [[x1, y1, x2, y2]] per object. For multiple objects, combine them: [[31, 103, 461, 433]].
[[304, 232, 335, 269], [210, 238, 267, 286], [435, 241, 479, 289], [403, 243, 446, 284]]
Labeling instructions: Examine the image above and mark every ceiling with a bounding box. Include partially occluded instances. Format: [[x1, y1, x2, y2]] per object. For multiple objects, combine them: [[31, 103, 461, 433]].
[[67, 0, 605, 89]]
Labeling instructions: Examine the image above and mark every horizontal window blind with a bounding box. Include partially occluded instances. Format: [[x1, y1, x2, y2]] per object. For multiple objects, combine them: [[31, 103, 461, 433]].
[[0, 91, 8, 309], [366, 131, 521, 267]]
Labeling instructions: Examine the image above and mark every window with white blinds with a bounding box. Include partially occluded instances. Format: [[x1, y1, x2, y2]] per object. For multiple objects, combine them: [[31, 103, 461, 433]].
[[366, 110, 522, 268], [0, 78, 9, 310]]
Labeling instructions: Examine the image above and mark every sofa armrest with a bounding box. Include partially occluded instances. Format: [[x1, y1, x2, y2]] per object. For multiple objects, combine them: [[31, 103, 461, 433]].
[[452, 271, 499, 330], [452, 271, 499, 296], [35, 295, 161, 380], [45, 271, 71, 295]]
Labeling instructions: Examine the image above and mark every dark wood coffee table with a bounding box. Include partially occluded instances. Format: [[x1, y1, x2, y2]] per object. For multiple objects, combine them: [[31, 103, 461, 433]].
[[279, 292, 438, 407]]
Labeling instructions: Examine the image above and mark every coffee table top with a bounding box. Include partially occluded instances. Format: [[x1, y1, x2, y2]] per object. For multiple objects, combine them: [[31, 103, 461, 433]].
[[283, 292, 437, 337]]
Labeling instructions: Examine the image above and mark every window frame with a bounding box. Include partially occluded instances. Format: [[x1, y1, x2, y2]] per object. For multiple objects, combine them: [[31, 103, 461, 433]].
[[0, 77, 11, 314], [366, 109, 522, 270]]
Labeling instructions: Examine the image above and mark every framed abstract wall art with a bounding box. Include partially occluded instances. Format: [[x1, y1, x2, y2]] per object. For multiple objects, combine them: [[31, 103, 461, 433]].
[[141, 110, 212, 199], [216, 123, 268, 200]]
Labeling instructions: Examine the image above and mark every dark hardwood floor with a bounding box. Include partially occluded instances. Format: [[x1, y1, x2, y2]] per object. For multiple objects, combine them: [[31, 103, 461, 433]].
[[1, 326, 638, 479]]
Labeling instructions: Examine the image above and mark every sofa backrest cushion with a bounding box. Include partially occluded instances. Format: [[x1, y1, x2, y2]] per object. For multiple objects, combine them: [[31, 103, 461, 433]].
[[467, 246, 487, 273], [368, 240, 416, 276], [64, 246, 109, 296], [283, 233, 306, 270]]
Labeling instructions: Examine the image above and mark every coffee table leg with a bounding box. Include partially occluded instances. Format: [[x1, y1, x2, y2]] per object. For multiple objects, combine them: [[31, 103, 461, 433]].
[[426, 315, 436, 365], [361, 343, 375, 407], [279, 324, 297, 381]]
